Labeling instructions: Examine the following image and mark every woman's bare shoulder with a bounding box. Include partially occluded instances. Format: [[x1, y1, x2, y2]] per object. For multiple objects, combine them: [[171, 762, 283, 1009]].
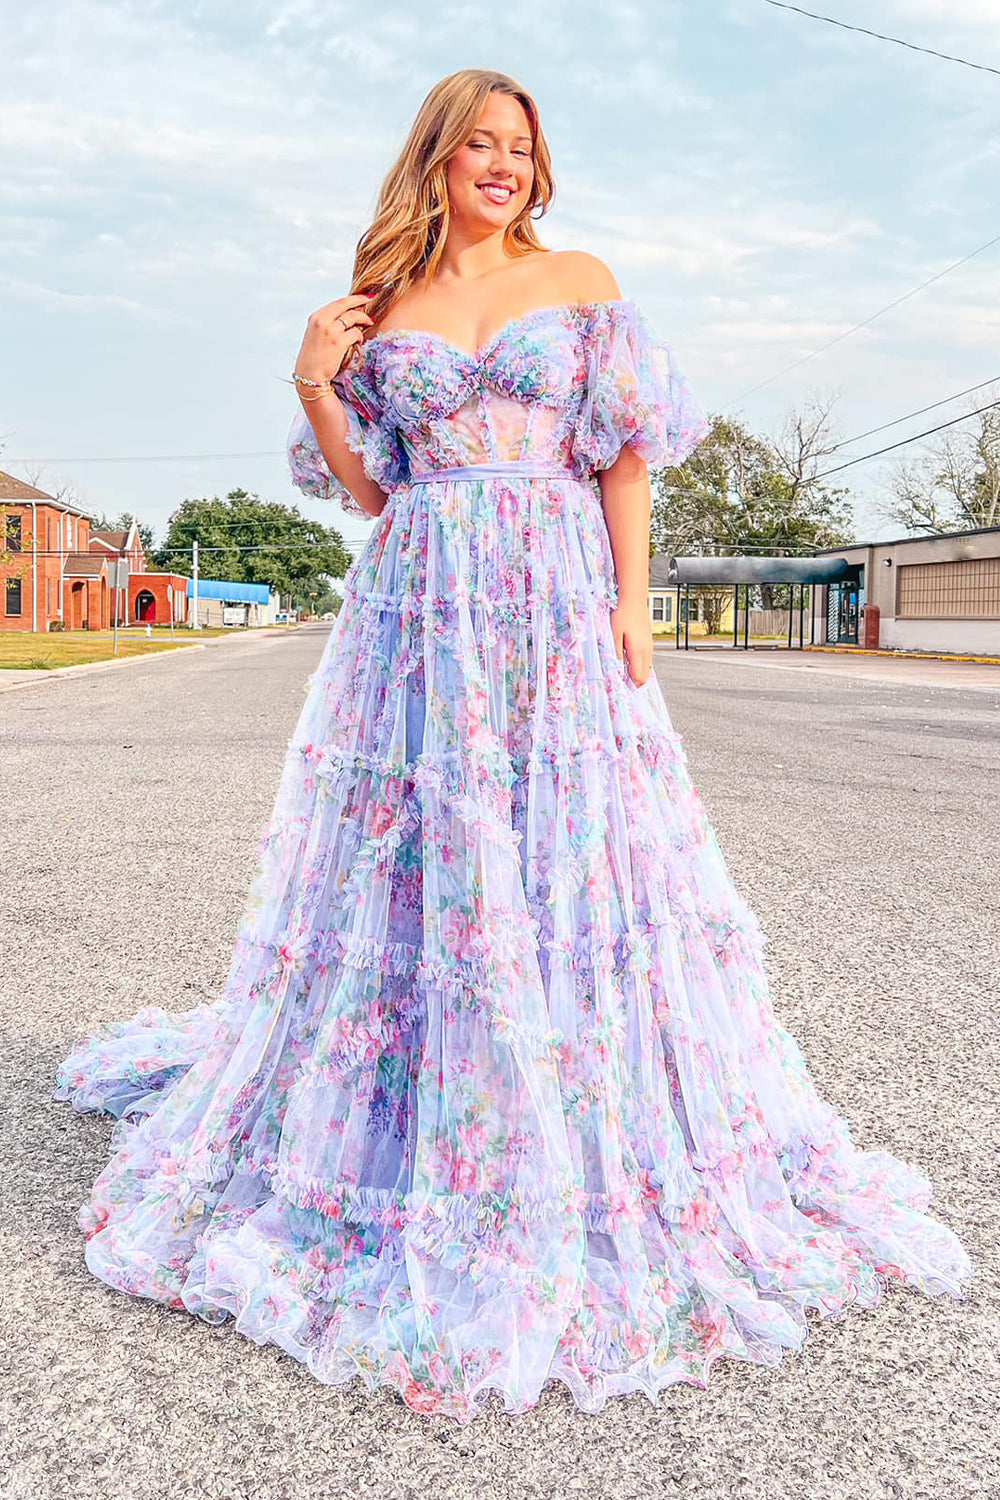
[[546, 249, 622, 303]]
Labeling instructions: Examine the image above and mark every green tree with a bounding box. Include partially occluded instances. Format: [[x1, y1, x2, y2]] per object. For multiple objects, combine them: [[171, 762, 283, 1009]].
[[153, 488, 352, 599], [651, 397, 855, 607], [296, 579, 343, 614], [89, 509, 157, 555]]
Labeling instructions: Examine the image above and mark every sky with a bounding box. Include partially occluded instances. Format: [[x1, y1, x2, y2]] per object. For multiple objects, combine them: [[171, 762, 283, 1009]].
[[2, 0, 999, 553]]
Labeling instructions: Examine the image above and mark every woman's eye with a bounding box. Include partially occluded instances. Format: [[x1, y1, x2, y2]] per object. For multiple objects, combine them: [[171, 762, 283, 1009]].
[[468, 141, 530, 157]]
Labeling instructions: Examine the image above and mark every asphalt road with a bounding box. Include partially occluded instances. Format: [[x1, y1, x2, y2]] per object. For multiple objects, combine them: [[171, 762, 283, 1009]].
[[1, 626, 997, 1500]]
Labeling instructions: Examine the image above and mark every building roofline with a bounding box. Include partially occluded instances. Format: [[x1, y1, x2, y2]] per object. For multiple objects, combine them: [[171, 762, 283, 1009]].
[[1, 493, 94, 518], [0, 469, 96, 515], [64, 559, 108, 577], [0, 469, 51, 502], [813, 523, 1000, 554]]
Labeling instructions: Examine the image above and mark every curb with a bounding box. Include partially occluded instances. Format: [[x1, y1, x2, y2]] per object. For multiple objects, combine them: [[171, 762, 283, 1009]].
[[803, 645, 1000, 666], [0, 642, 208, 692], [0, 627, 295, 694]]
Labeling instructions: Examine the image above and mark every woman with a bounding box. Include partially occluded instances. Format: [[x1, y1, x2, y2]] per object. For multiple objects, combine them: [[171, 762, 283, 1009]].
[[54, 68, 973, 1422]]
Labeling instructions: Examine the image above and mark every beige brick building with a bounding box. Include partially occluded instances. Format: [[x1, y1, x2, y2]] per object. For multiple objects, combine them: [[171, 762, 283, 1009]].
[[811, 526, 1000, 655]]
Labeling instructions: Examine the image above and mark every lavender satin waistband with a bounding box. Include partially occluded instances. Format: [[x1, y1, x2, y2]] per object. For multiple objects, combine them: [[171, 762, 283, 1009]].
[[407, 460, 575, 484]]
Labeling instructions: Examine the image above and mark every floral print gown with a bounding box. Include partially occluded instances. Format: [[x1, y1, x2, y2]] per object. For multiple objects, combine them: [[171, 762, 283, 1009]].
[[54, 298, 973, 1422]]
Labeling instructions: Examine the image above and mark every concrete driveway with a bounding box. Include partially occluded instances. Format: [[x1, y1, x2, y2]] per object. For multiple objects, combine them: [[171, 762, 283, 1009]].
[[1, 626, 995, 1500]]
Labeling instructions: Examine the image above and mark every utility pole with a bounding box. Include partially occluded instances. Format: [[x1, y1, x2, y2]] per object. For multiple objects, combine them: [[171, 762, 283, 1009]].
[[192, 538, 200, 630], [31, 500, 38, 632]]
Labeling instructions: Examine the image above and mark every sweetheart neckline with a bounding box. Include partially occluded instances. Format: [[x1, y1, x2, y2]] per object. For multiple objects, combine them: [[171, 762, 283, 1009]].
[[362, 296, 635, 363]]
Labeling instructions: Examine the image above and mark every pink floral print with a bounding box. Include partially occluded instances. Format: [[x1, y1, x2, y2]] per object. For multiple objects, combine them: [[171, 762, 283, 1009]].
[[54, 299, 972, 1424]]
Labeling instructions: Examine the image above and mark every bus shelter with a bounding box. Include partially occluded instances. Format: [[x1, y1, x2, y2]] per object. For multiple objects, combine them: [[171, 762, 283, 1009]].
[[668, 555, 862, 651]]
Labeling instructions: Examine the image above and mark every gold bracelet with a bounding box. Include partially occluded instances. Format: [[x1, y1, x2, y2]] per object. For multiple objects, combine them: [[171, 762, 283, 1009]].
[[293, 371, 334, 389], [298, 386, 341, 402]]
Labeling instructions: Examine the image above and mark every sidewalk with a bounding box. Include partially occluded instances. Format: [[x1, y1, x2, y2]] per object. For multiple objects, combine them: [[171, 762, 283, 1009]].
[[659, 643, 1000, 693], [0, 625, 294, 693]]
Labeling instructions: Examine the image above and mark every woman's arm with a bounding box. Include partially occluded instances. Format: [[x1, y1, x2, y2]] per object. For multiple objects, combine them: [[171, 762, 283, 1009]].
[[293, 294, 389, 518], [559, 250, 654, 686], [297, 390, 390, 519], [598, 446, 653, 687]]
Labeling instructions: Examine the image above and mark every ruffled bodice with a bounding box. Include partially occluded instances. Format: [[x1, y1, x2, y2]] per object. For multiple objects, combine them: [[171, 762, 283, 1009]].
[[287, 298, 710, 514]]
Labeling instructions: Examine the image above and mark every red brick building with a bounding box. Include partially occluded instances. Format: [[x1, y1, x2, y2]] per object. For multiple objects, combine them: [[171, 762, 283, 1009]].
[[1, 472, 102, 631], [88, 520, 188, 625], [1, 470, 189, 631], [90, 524, 146, 575]]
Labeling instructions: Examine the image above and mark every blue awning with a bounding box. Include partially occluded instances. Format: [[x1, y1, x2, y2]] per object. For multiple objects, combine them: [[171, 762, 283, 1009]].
[[185, 578, 273, 603]]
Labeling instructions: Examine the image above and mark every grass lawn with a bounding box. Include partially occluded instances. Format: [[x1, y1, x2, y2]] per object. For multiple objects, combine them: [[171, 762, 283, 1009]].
[[653, 629, 790, 645], [0, 626, 232, 670]]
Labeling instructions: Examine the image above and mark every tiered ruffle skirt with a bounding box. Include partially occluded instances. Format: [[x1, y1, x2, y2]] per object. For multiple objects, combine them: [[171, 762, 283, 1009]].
[[54, 470, 973, 1421]]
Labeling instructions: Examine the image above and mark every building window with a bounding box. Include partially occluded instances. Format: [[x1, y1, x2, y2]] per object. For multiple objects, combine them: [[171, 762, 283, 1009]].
[[652, 596, 664, 621], [5, 514, 22, 553], [897, 557, 1000, 620], [6, 577, 22, 616]]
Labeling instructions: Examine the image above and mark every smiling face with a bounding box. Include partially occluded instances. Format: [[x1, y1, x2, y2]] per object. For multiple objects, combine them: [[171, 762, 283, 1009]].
[[444, 90, 535, 234]]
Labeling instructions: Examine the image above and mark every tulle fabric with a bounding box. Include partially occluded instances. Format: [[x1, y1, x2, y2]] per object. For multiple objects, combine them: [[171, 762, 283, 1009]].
[[55, 300, 973, 1423], [286, 361, 409, 515], [285, 299, 710, 516]]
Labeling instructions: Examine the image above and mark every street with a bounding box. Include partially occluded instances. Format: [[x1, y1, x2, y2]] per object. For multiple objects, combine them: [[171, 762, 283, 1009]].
[[1, 625, 996, 1500]]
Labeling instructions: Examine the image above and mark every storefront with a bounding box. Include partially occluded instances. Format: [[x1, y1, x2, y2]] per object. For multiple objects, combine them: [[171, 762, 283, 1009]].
[[811, 527, 1000, 655]]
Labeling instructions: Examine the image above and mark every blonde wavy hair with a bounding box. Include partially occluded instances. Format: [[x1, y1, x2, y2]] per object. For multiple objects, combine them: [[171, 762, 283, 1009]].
[[348, 69, 554, 347]]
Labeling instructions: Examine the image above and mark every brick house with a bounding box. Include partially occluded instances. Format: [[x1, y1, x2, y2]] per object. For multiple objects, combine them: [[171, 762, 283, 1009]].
[[90, 523, 146, 575], [64, 550, 113, 630], [88, 518, 188, 625], [1, 469, 189, 631], [1, 471, 103, 631]]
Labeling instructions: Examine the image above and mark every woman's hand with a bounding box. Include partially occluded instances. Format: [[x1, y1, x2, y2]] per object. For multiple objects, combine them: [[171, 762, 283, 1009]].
[[294, 293, 374, 390], [611, 595, 653, 686], [290, 291, 388, 519]]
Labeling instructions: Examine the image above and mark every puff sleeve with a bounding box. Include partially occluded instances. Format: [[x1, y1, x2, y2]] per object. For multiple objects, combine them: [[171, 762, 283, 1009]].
[[285, 357, 408, 516], [572, 300, 710, 475]]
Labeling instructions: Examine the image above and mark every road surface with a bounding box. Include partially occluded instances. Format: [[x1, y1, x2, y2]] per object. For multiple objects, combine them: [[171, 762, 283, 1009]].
[[1, 625, 995, 1500]]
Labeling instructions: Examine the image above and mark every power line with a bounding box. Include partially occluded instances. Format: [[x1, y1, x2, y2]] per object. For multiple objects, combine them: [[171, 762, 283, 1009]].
[[825, 373, 1000, 451], [5, 450, 286, 465], [762, 0, 1000, 78], [155, 542, 368, 555], [11, 376, 1000, 520], [653, 381, 1000, 501], [153, 514, 358, 532], [723, 229, 1000, 406], [4, 544, 366, 559], [15, 228, 1000, 469], [813, 396, 1000, 480], [660, 540, 824, 554]]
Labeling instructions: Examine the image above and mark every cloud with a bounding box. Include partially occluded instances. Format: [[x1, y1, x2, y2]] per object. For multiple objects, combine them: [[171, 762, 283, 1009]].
[[0, 275, 174, 319], [1, 0, 996, 549], [883, 0, 1000, 26]]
